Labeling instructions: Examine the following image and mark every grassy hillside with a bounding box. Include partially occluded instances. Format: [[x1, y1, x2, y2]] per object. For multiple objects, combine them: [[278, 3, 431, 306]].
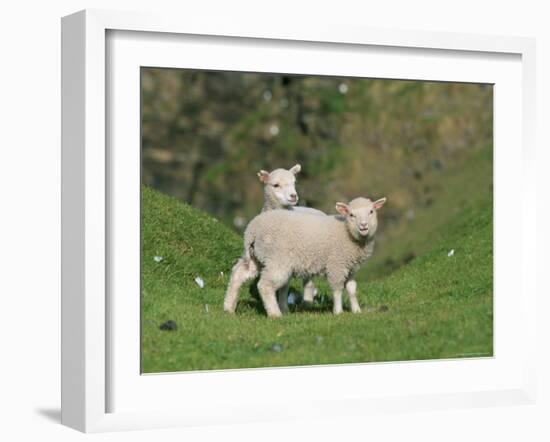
[[141, 148, 492, 372], [359, 144, 493, 281]]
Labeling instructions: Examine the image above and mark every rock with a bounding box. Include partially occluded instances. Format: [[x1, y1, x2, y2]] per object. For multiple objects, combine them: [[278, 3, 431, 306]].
[[159, 320, 178, 331]]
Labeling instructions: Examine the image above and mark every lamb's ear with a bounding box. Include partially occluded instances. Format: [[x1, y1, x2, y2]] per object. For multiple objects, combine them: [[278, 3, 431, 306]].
[[257, 170, 270, 183], [289, 164, 301, 175], [335, 202, 350, 216], [373, 197, 387, 210]]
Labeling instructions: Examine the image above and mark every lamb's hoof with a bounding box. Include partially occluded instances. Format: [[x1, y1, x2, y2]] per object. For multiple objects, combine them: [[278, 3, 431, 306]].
[[267, 311, 283, 318], [351, 307, 362, 314]]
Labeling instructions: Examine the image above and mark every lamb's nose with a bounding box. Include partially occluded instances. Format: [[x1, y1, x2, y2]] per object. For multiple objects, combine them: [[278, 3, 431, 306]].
[[290, 193, 297, 200], [360, 223, 368, 229]]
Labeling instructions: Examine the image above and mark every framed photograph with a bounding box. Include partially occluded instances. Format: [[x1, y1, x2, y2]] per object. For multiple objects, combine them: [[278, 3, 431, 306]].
[[61, 9, 537, 433]]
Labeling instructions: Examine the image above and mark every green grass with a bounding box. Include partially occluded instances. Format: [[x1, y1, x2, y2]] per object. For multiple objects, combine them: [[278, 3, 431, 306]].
[[357, 145, 493, 282], [141, 147, 493, 372]]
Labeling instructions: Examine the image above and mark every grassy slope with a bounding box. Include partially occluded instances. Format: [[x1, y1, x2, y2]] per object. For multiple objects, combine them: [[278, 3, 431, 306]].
[[358, 145, 493, 282], [141, 147, 492, 372]]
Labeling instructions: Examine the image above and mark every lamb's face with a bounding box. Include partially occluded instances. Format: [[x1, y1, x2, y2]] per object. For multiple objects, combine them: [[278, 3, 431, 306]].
[[336, 197, 387, 240], [258, 164, 301, 208]]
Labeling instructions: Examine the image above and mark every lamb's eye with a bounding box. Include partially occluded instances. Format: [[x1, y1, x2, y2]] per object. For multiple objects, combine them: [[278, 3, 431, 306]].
[[370, 210, 374, 214], [273, 183, 280, 188], [349, 213, 355, 218]]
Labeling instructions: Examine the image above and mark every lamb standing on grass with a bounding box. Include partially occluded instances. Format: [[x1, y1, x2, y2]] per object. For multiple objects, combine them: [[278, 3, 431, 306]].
[[257, 164, 322, 306], [224, 197, 386, 317], [224, 164, 321, 314]]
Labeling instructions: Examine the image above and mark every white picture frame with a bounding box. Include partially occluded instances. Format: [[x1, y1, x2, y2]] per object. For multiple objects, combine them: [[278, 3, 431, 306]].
[[61, 9, 537, 433]]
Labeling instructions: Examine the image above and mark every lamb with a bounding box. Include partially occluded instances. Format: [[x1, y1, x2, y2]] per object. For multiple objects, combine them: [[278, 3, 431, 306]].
[[257, 164, 323, 305], [225, 196, 386, 317], [224, 164, 321, 315], [257, 164, 324, 216]]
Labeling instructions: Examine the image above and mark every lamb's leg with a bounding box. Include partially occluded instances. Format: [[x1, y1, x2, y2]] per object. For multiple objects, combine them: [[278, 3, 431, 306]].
[[346, 279, 361, 313], [277, 282, 290, 314], [257, 272, 289, 318], [224, 257, 258, 313], [302, 279, 316, 303], [332, 286, 344, 315]]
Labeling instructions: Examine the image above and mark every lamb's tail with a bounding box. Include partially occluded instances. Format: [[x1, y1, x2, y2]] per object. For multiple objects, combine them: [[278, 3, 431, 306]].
[[243, 227, 256, 262]]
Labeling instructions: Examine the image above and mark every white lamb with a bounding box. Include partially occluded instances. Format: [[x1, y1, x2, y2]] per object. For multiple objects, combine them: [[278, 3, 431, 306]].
[[224, 164, 321, 314], [225, 196, 386, 317], [257, 164, 322, 305], [257, 164, 323, 216]]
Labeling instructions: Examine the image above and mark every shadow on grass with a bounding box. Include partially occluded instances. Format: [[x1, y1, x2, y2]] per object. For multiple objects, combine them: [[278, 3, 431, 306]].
[[239, 279, 335, 315]]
